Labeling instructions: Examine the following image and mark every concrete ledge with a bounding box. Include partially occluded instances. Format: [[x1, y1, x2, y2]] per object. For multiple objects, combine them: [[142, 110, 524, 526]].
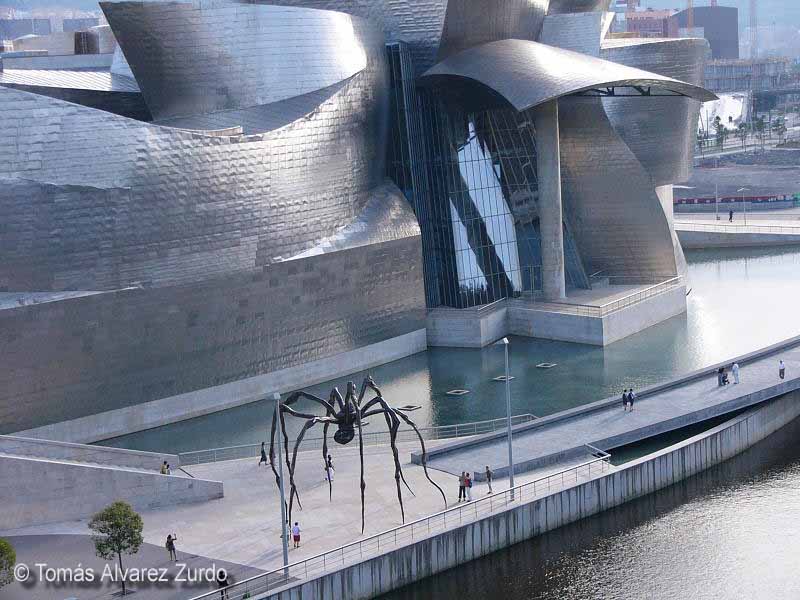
[[0, 435, 179, 470], [0, 454, 223, 530], [426, 286, 686, 347], [263, 390, 800, 600], [676, 228, 800, 248], [413, 332, 800, 465], [16, 329, 427, 444]]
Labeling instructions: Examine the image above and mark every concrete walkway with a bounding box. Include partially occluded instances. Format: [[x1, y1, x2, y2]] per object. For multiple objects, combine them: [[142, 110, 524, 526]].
[[420, 339, 800, 480]]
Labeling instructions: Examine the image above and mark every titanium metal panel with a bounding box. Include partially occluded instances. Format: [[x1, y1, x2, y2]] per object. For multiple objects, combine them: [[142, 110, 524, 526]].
[[436, 0, 548, 60], [0, 47, 388, 291], [558, 97, 680, 279], [244, 0, 448, 73], [547, 0, 611, 14], [101, 1, 376, 120], [538, 12, 606, 55], [422, 39, 716, 113], [0, 69, 139, 92], [601, 37, 709, 185]]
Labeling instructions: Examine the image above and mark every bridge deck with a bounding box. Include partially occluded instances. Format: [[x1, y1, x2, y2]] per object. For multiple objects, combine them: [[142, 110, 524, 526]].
[[423, 339, 800, 480]]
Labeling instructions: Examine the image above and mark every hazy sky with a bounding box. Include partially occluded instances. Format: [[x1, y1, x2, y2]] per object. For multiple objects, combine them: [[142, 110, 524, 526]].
[[640, 0, 800, 27]]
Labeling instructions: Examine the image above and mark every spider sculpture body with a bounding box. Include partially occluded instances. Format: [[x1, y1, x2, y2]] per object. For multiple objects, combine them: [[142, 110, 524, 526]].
[[269, 377, 446, 533]]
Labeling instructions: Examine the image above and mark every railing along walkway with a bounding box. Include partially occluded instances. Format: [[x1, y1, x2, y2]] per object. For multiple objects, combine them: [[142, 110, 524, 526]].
[[675, 220, 800, 235], [188, 447, 611, 600], [179, 414, 538, 465]]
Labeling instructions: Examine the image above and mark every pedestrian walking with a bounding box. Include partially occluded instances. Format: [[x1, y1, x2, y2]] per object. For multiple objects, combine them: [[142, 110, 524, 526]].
[[291, 522, 301, 548], [259, 442, 268, 466], [458, 471, 466, 502], [729, 209, 734, 222], [166, 534, 178, 562], [732, 362, 740, 384], [465, 472, 473, 501], [165, 463, 172, 475], [780, 360, 786, 380], [628, 389, 636, 411], [485, 465, 493, 494], [160, 461, 168, 475], [217, 569, 230, 600], [717, 367, 725, 387], [622, 389, 630, 412], [325, 463, 335, 482]]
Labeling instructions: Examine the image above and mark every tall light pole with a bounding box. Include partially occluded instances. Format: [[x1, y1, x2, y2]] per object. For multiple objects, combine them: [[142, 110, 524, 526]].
[[494, 337, 515, 499], [737, 187, 750, 226], [272, 392, 290, 574]]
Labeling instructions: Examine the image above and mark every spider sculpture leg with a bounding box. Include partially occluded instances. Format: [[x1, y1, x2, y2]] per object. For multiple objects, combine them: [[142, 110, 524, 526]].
[[355, 400, 367, 534], [322, 421, 332, 502], [394, 410, 447, 509], [287, 416, 336, 524], [268, 392, 335, 518], [362, 396, 419, 524]]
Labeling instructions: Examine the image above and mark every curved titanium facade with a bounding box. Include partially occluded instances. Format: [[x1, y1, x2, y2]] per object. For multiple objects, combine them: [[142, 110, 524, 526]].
[[601, 37, 709, 185], [547, 0, 611, 14], [0, 1, 426, 435], [558, 97, 679, 277], [0, 25, 389, 291], [102, 1, 374, 121], [436, 0, 548, 60], [422, 39, 716, 112]]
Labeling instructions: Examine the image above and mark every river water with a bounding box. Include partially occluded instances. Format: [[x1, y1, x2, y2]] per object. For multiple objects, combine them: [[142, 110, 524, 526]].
[[103, 246, 800, 454], [382, 411, 800, 600]]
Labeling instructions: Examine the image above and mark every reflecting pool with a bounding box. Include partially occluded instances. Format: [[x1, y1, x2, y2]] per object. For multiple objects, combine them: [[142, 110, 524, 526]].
[[102, 246, 800, 454]]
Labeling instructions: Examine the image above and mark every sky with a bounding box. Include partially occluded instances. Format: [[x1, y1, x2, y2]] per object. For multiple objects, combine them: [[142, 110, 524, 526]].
[[640, 0, 800, 28]]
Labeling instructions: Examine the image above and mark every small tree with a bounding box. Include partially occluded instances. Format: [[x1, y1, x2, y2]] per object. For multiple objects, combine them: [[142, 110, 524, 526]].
[[737, 122, 749, 150], [0, 538, 15, 589], [774, 117, 788, 144], [89, 501, 144, 596]]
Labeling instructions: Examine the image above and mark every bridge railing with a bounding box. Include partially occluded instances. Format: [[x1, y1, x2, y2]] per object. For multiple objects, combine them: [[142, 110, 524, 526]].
[[179, 414, 538, 465], [187, 447, 612, 600]]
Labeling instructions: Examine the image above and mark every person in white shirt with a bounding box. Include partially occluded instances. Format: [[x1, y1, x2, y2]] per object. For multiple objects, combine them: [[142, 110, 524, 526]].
[[779, 360, 786, 380], [291, 522, 301, 548], [732, 362, 740, 384], [628, 389, 636, 410]]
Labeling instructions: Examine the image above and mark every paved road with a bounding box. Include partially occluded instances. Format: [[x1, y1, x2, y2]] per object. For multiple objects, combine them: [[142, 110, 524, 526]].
[[1, 534, 263, 600], [426, 342, 800, 479]]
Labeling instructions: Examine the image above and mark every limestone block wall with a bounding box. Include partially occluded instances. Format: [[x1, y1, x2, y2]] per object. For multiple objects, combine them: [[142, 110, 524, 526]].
[[0, 435, 178, 470], [0, 455, 223, 530], [264, 390, 800, 600]]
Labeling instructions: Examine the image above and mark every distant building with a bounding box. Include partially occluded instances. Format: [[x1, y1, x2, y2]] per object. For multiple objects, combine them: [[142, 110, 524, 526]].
[[673, 6, 738, 60], [705, 57, 791, 93], [62, 17, 100, 32], [625, 8, 678, 38], [0, 17, 51, 40]]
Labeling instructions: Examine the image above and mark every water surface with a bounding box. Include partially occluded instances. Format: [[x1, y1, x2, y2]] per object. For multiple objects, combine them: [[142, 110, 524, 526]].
[[103, 246, 800, 453]]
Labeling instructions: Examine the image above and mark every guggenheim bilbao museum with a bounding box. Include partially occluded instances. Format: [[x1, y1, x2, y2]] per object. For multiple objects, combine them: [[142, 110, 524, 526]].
[[0, 0, 715, 441]]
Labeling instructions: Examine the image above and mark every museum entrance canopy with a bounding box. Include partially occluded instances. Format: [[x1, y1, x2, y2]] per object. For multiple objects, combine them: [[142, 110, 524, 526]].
[[421, 39, 717, 111]]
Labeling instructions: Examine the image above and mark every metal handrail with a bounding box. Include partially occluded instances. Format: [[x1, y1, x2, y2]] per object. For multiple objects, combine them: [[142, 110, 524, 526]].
[[179, 414, 538, 465], [515, 276, 683, 318], [675, 220, 800, 235], [187, 452, 612, 600]]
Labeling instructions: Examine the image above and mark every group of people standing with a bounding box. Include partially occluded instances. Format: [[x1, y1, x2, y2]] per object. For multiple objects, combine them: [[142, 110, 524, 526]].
[[458, 466, 494, 501]]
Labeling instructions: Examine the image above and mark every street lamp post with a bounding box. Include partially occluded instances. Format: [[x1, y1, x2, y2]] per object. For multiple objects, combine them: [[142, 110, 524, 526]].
[[494, 337, 515, 500], [271, 392, 290, 574], [737, 187, 750, 226]]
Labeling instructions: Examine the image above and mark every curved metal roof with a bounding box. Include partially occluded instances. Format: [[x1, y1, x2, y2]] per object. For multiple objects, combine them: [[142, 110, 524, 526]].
[[421, 39, 717, 111], [548, 0, 612, 14]]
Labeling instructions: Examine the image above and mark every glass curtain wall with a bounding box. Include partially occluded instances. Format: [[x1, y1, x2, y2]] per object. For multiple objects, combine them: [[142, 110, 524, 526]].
[[386, 43, 589, 310]]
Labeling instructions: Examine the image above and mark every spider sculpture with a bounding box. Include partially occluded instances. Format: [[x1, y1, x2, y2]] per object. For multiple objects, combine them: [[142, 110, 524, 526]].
[[269, 376, 446, 533]]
